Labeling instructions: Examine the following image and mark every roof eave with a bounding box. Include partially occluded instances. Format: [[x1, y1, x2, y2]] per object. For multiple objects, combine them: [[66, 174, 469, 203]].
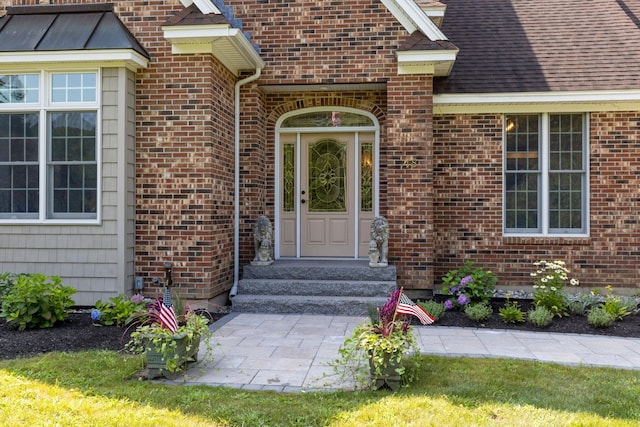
[[0, 49, 149, 71], [433, 90, 640, 114], [380, 0, 448, 41], [179, 0, 221, 15], [396, 49, 458, 76], [162, 24, 264, 75]]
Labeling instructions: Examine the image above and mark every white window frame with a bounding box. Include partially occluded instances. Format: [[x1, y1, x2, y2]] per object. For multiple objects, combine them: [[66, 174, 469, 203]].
[[0, 69, 101, 224], [503, 112, 589, 237]]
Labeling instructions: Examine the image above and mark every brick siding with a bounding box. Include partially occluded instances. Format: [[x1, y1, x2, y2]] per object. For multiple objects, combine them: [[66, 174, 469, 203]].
[[433, 112, 640, 291]]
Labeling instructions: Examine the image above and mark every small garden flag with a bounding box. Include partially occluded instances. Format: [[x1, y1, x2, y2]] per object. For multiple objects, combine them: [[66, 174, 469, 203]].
[[396, 291, 435, 325], [158, 286, 178, 334]]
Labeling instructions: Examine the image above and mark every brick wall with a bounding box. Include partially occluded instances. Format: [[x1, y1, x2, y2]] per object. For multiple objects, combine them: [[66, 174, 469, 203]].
[[224, 0, 405, 85], [385, 75, 435, 290], [124, 1, 237, 300], [433, 112, 640, 292]]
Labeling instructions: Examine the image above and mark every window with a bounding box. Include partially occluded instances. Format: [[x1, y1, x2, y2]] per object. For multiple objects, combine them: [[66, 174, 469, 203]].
[[0, 72, 99, 221], [504, 113, 587, 235]]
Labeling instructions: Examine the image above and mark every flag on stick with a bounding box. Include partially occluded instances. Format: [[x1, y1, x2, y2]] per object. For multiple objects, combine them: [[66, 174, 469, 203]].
[[158, 286, 178, 334], [396, 291, 435, 325]]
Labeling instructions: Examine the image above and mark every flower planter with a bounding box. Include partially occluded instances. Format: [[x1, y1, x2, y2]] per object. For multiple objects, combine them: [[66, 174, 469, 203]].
[[145, 333, 200, 380], [369, 352, 403, 391]]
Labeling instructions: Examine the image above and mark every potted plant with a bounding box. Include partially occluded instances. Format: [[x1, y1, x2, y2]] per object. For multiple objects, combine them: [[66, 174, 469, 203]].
[[126, 288, 213, 380], [334, 289, 425, 390]]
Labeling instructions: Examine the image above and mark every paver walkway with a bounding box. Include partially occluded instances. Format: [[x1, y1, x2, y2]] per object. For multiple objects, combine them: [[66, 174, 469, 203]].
[[174, 313, 640, 392]]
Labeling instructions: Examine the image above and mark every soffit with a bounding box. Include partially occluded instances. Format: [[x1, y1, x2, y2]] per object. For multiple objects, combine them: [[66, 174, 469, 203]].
[[162, 4, 263, 76]]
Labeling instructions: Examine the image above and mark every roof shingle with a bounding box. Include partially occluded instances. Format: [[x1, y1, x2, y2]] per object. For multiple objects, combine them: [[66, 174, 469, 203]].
[[434, 0, 640, 94]]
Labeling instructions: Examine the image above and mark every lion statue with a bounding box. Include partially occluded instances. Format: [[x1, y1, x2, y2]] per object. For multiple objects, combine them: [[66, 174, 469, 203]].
[[369, 216, 389, 267], [252, 215, 274, 266]]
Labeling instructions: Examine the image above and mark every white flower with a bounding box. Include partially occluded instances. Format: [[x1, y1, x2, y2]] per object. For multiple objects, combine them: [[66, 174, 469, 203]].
[[570, 278, 579, 286]]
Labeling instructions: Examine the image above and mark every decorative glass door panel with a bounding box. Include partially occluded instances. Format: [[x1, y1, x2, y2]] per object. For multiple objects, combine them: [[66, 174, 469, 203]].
[[308, 139, 347, 212], [301, 134, 354, 257]]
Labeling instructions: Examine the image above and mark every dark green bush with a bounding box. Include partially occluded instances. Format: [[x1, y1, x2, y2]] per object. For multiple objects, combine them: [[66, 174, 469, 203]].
[[418, 300, 445, 321], [0, 272, 21, 305], [93, 294, 147, 326], [0, 274, 76, 330], [441, 261, 497, 306]]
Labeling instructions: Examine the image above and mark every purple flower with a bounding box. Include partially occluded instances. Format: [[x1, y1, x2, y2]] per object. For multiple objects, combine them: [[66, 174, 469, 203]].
[[91, 309, 101, 322], [379, 289, 400, 323], [457, 294, 470, 306], [459, 276, 474, 287], [131, 293, 145, 304], [450, 286, 459, 294], [444, 300, 453, 310]]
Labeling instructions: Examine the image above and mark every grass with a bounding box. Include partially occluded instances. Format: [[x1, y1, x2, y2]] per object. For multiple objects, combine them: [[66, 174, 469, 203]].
[[0, 351, 639, 426]]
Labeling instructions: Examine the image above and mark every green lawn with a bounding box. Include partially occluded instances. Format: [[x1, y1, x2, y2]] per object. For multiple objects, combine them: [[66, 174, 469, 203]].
[[1, 351, 639, 426]]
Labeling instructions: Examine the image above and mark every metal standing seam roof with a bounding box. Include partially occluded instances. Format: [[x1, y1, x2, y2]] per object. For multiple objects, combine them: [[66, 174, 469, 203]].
[[0, 3, 149, 59]]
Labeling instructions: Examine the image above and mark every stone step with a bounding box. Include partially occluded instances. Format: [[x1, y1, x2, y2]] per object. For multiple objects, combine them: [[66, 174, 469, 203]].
[[243, 260, 396, 281], [231, 294, 387, 316], [236, 279, 396, 297]]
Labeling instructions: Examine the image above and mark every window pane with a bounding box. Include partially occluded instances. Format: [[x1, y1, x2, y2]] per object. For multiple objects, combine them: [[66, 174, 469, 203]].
[[549, 114, 583, 172], [505, 115, 539, 171], [0, 113, 40, 218], [360, 142, 373, 212], [50, 73, 97, 103], [282, 111, 373, 128], [282, 144, 295, 212], [549, 172, 582, 229], [505, 172, 538, 230], [0, 74, 39, 104], [48, 112, 97, 218]]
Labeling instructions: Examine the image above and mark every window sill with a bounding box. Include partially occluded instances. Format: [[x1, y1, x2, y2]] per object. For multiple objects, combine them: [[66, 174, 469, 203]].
[[503, 235, 591, 246]]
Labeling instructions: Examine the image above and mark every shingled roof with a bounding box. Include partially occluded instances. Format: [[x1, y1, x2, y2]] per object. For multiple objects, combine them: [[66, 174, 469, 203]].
[[434, 0, 640, 94]]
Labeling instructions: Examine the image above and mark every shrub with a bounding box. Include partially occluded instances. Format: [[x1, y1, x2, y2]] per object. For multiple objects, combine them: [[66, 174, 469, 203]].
[[587, 306, 616, 328], [464, 303, 493, 322], [601, 295, 632, 321], [531, 260, 579, 317], [528, 306, 554, 328], [92, 294, 148, 326], [499, 298, 525, 324], [442, 261, 497, 308], [567, 293, 599, 316], [417, 300, 445, 321], [0, 272, 21, 305], [0, 274, 76, 330]]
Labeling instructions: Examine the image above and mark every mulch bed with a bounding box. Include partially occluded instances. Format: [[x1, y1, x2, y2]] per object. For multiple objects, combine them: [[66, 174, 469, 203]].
[[1, 301, 639, 361]]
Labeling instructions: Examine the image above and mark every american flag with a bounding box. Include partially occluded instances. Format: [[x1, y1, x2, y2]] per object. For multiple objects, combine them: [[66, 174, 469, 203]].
[[396, 291, 435, 325], [158, 286, 178, 334]]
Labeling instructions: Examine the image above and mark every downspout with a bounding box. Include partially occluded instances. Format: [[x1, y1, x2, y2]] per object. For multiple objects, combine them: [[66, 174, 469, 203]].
[[230, 67, 262, 298]]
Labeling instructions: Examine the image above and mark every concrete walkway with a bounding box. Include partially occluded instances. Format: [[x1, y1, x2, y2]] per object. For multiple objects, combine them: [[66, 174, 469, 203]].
[[174, 313, 640, 392]]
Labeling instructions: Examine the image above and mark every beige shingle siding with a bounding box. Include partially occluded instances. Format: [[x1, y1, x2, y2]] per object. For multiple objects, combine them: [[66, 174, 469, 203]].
[[0, 68, 135, 306]]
